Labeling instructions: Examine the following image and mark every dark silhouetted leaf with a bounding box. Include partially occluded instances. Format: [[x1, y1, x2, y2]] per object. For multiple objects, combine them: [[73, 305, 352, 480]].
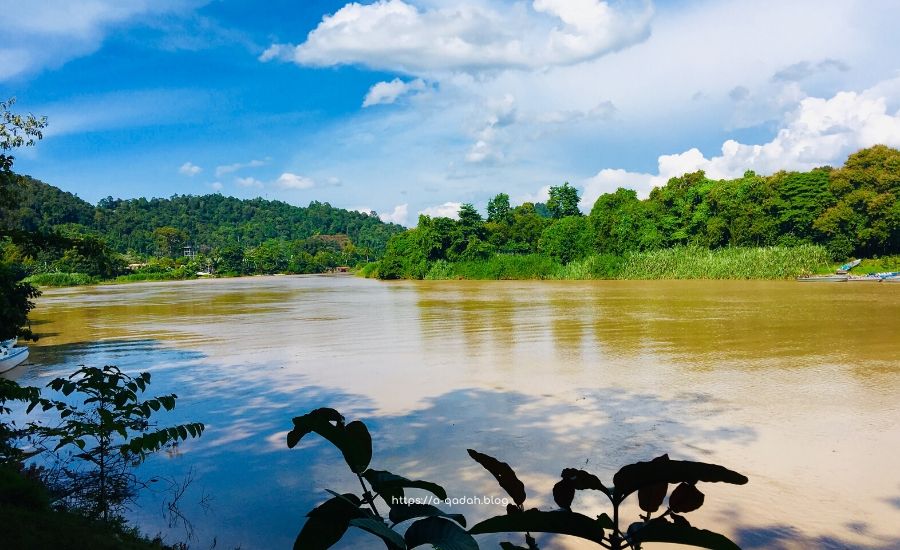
[[388, 503, 466, 527], [294, 493, 363, 550], [552, 479, 575, 510], [553, 468, 611, 509], [469, 509, 605, 544], [349, 517, 406, 549], [638, 455, 669, 513], [467, 449, 526, 505], [613, 455, 747, 500], [406, 516, 478, 550], [669, 482, 705, 513], [364, 470, 448, 503], [630, 517, 740, 550], [287, 408, 372, 473]]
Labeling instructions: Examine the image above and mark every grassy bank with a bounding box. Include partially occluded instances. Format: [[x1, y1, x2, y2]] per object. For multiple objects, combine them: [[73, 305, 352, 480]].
[[364, 245, 834, 280]]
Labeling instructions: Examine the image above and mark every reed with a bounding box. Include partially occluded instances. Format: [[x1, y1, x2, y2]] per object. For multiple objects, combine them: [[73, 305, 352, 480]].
[[616, 245, 830, 280], [24, 272, 99, 287]]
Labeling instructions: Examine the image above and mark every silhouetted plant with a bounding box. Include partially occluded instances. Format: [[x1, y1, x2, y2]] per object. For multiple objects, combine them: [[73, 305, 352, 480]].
[[288, 408, 748, 550], [29, 365, 205, 521]]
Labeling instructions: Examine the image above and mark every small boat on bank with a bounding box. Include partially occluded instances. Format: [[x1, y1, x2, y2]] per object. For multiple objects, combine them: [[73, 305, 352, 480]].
[[0, 338, 29, 374], [796, 274, 849, 282], [836, 259, 862, 274]]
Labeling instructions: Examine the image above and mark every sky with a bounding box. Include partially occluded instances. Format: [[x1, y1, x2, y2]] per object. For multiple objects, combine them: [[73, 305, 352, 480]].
[[2, 0, 900, 226]]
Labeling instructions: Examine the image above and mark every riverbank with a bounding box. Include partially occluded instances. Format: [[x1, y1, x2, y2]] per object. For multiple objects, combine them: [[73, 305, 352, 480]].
[[362, 245, 886, 280], [24, 247, 900, 286]]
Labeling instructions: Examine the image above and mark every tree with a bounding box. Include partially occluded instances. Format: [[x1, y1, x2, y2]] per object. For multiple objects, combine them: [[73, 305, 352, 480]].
[[547, 182, 581, 218], [31, 366, 204, 521], [1, 98, 47, 208], [539, 216, 593, 264], [152, 226, 187, 258], [1, 98, 46, 340], [486, 193, 511, 223], [0, 262, 41, 341]]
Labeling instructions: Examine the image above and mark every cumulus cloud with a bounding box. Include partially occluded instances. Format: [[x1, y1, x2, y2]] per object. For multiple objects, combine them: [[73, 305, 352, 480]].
[[419, 201, 462, 219], [379, 203, 409, 225], [260, 0, 653, 75], [215, 158, 270, 177], [235, 176, 264, 188], [0, 0, 196, 80], [210, 181, 223, 191], [275, 172, 315, 189], [178, 161, 201, 176], [363, 78, 426, 107], [581, 81, 900, 208]]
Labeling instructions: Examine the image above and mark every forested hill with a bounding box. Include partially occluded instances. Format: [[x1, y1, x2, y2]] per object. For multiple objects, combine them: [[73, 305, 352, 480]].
[[2, 177, 404, 254]]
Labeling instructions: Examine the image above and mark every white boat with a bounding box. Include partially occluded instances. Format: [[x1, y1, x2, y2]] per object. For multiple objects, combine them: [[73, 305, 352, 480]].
[[0, 340, 28, 374]]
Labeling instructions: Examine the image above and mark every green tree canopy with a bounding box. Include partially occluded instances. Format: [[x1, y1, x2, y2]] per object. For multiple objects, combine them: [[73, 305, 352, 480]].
[[547, 182, 581, 218]]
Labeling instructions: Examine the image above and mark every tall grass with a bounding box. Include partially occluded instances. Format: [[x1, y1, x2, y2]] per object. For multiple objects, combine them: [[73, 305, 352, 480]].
[[414, 245, 831, 281], [25, 272, 99, 287], [425, 254, 562, 280], [616, 245, 830, 279], [113, 271, 196, 283]]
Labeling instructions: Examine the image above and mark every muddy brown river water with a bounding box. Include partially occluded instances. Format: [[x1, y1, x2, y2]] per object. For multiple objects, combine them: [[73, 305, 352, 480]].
[[11, 275, 900, 549]]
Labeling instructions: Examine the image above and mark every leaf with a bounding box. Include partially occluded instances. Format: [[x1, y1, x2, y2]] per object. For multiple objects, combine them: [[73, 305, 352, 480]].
[[552, 480, 575, 510], [406, 516, 479, 550], [349, 517, 406, 549], [294, 493, 363, 550], [467, 449, 526, 506], [613, 455, 748, 500], [469, 509, 606, 545], [553, 468, 610, 510], [638, 455, 670, 513], [630, 517, 741, 550], [669, 482, 705, 513], [364, 470, 448, 502], [287, 408, 372, 474], [388, 503, 466, 528]]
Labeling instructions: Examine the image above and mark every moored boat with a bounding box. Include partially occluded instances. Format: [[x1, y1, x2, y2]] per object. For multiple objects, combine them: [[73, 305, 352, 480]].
[[796, 274, 849, 282], [0, 344, 29, 374]]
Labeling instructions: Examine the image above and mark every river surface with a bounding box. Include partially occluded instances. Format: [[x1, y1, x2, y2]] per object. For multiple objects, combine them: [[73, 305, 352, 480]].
[[9, 275, 900, 549]]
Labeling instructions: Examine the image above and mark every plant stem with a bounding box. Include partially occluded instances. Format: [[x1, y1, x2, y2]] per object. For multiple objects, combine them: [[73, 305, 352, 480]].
[[356, 474, 381, 518]]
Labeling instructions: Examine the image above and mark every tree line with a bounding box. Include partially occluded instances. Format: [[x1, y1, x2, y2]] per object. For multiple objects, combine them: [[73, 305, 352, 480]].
[[0, 176, 405, 281], [375, 146, 900, 279]]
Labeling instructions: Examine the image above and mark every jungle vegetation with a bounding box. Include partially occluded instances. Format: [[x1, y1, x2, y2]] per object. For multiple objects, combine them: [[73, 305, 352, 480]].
[[370, 146, 900, 280]]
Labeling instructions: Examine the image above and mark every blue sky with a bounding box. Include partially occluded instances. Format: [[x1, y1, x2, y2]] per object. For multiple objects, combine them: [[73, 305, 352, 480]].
[[3, 0, 900, 225]]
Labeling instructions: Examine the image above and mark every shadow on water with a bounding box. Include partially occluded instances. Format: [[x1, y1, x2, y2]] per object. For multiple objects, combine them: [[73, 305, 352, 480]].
[[14, 337, 899, 549]]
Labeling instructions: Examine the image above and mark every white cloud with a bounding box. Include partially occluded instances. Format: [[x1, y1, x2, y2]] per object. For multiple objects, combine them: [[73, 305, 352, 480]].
[[379, 204, 409, 225], [210, 181, 223, 191], [0, 0, 197, 80], [274, 172, 315, 189], [515, 185, 551, 206], [178, 161, 201, 176], [215, 158, 270, 177], [363, 78, 426, 107], [261, 0, 653, 75], [580, 81, 900, 208], [235, 176, 264, 188], [419, 201, 462, 219]]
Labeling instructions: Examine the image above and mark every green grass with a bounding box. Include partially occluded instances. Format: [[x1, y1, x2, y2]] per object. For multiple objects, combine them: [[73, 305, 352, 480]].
[[616, 245, 831, 280], [425, 254, 562, 280], [24, 272, 100, 287], [411, 245, 833, 281], [113, 270, 197, 283]]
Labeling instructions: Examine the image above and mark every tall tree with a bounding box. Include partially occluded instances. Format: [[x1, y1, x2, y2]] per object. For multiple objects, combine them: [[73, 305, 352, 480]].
[[547, 182, 581, 218], [1, 98, 46, 340], [487, 193, 512, 223]]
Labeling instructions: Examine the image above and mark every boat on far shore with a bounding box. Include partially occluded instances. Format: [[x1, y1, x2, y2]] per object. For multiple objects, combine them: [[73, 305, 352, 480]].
[[0, 338, 29, 374], [797, 274, 848, 282]]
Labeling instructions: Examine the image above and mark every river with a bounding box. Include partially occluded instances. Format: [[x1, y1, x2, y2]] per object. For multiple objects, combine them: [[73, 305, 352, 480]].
[[10, 275, 900, 549]]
